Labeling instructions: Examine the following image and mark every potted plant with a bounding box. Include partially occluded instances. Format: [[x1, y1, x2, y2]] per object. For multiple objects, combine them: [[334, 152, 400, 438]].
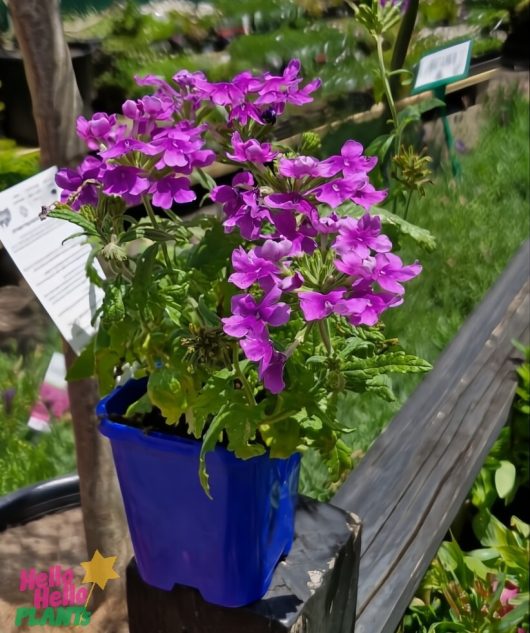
[[46, 58, 430, 607]]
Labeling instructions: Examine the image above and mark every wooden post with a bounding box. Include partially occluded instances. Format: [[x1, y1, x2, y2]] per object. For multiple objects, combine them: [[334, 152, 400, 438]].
[[127, 497, 361, 633], [8, 0, 131, 603]]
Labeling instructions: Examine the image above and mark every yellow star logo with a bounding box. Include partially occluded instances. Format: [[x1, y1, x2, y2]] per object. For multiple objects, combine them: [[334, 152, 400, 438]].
[[80, 550, 120, 590]]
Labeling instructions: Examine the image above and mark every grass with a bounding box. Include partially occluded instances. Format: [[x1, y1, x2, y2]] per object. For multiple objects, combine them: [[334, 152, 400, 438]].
[[0, 331, 76, 496], [300, 93, 530, 499]]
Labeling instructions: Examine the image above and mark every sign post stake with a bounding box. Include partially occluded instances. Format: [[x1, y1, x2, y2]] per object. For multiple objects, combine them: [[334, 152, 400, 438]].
[[8, 0, 130, 608], [433, 85, 462, 178]]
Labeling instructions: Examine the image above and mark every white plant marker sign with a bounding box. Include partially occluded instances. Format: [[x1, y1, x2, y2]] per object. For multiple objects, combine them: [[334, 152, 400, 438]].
[[412, 40, 472, 94], [0, 167, 103, 354]]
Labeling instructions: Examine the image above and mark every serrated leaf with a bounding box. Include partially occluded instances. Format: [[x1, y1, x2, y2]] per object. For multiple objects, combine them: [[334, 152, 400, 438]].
[[199, 408, 227, 498], [147, 367, 194, 424], [48, 208, 99, 237], [344, 352, 432, 380]]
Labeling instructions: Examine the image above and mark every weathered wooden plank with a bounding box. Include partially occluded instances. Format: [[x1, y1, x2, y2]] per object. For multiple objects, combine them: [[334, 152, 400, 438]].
[[127, 496, 361, 633], [333, 239, 530, 633]]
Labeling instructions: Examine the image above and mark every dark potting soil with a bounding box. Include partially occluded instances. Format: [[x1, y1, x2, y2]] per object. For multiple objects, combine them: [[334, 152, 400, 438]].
[[107, 407, 192, 439]]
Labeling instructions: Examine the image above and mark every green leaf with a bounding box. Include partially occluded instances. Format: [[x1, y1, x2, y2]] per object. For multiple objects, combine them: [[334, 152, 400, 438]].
[[365, 374, 396, 401], [366, 133, 396, 163], [147, 367, 195, 424], [47, 207, 99, 237], [261, 418, 301, 458], [101, 284, 125, 324], [125, 394, 153, 417], [65, 337, 95, 381], [463, 554, 491, 580], [132, 243, 158, 293], [344, 352, 432, 381], [510, 516, 530, 539], [495, 460, 517, 500], [199, 408, 227, 498]]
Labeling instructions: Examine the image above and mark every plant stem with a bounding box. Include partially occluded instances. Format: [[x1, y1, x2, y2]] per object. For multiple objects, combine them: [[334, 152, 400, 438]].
[[376, 34, 400, 152], [403, 190, 414, 221], [232, 345, 256, 406], [142, 196, 173, 271], [263, 410, 298, 425], [318, 319, 333, 356]]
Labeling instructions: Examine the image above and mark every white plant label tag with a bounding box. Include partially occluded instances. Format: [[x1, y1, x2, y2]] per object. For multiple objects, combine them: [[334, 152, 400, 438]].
[[0, 167, 103, 354], [413, 40, 472, 93]]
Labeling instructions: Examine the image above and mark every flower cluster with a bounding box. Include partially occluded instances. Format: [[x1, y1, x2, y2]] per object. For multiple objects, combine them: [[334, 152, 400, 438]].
[[56, 60, 320, 214], [213, 138, 421, 393], [55, 59, 421, 397]]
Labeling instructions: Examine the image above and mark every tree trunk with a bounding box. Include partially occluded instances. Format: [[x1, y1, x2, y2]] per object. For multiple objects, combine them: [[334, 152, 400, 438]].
[[8, 0, 131, 606]]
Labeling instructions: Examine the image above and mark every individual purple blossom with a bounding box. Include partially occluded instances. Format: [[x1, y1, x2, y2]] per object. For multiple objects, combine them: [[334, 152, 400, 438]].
[[260, 349, 287, 394], [229, 102, 266, 126], [226, 132, 278, 164], [150, 176, 195, 209], [76, 113, 124, 151], [134, 74, 179, 101], [229, 247, 281, 289], [298, 289, 347, 321], [319, 141, 377, 178], [254, 239, 293, 262], [99, 138, 160, 160], [311, 179, 359, 209], [151, 128, 210, 171], [350, 180, 387, 209], [369, 253, 422, 294], [333, 214, 392, 258], [335, 252, 421, 295], [278, 156, 324, 179], [335, 291, 401, 326], [222, 287, 290, 338], [212, 186, 269, 240], [101, 166, 150, 203], [312, 177, 387, 210], [264, 192, 316, 215], [55, 156, 102, 209], [239, 333, 287, 394]]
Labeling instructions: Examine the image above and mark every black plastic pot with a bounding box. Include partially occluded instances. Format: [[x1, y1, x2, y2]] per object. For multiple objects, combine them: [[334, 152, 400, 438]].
[[0, 42, 95, 146]]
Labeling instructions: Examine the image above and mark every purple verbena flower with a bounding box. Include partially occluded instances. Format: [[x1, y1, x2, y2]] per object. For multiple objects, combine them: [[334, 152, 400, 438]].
[[298, 289, 347, 321], [333, 214, 392, 258], [101, 166, 150, 204], [150, 176, 195, 209], [229, 246, 281, 289], [76, 113, 124, 151], [319, 140, 377, 178], [278, 156, 324, 179], [222, 287, 290, 338], [239, 333, 287, 394], [226, 132, 278, 164]]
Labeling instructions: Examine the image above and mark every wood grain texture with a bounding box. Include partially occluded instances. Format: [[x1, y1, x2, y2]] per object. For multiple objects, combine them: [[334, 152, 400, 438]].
[[127, 497, 361, 633], [333, 240, 530, 633]]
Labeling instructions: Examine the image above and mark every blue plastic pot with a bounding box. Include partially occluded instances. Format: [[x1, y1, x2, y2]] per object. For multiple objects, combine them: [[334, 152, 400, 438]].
[[97, 378, 300, 607]]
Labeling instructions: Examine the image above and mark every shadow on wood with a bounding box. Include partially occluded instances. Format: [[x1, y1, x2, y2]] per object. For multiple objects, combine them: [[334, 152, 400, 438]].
[[127, 497, 361, 633]]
